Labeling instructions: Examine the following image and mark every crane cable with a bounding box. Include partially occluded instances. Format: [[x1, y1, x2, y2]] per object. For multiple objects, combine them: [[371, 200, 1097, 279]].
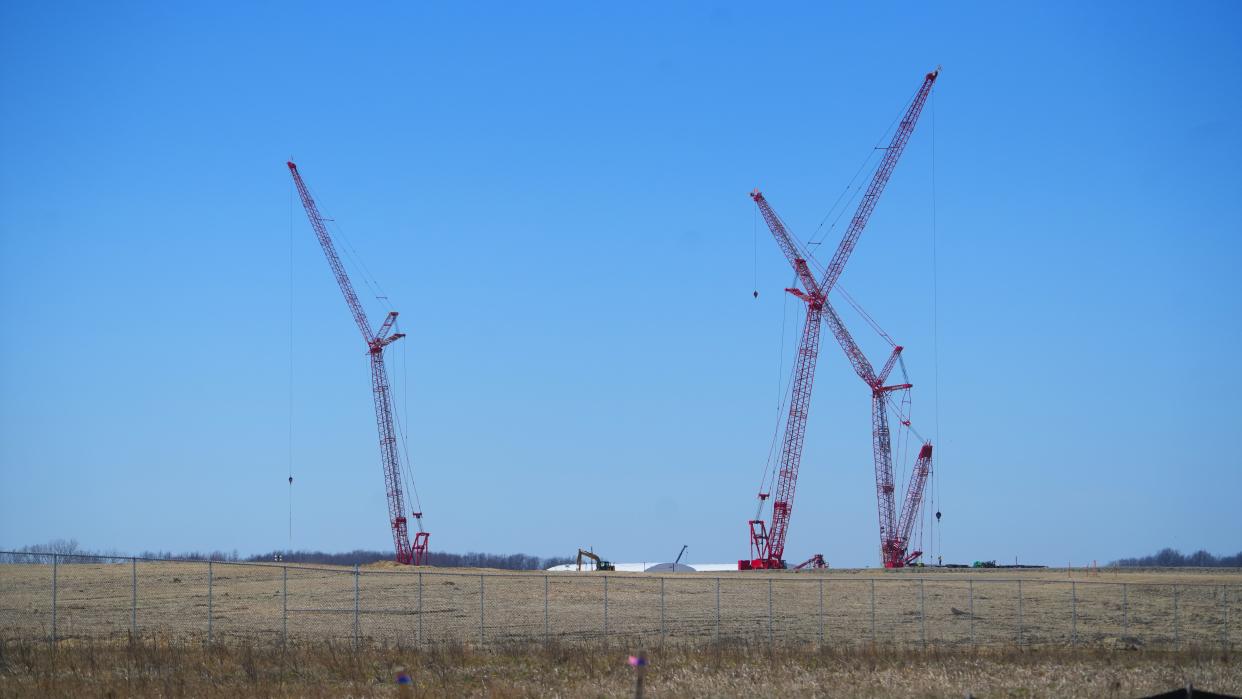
[[389, 366, 424, 529], [808, 88, 917, 250], [305, 177, 426, 536], [930, 84, 943, 563], [834, 285, 896, 347], [288, 168, 295, 554], [756, 274, 798, 508], [752, 205, 759, 297], [393, 327, 424, 523]]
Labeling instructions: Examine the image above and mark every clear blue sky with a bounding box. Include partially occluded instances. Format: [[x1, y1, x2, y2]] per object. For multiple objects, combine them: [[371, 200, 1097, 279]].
[[2, 3, 1239, 567]]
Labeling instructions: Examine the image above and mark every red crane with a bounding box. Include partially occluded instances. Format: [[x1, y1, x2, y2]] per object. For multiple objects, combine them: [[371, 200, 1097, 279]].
[[741, 189, 826, 570], [822, 302, 934, 567], [742, 68, 938, 570], [815, 67, 938, 567], [287, 161, 429, 566]]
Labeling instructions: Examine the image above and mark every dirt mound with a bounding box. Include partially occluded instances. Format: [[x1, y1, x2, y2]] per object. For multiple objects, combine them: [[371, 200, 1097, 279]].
[[363, 560, 410, 570]]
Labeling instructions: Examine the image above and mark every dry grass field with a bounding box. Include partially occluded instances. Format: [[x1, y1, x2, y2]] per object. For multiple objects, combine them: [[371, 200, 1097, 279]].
[[2, 561, 1239, 652], [0, 639, 1238, 698], [2, 564, 1240, 697]]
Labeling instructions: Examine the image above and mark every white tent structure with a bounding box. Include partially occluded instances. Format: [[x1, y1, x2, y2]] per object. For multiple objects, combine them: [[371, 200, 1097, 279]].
[[546, 562, 739, 573]]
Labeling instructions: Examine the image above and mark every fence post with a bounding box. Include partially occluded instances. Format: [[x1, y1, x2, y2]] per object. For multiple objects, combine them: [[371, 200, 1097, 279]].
[[480, 574, 485, 647], [1017, 580, 1024, 647], [818, 578, 824, 646], [715, 577, 721, 643], [768, 579, 774, 646], [603, 575, 609, 644], [919, 578, 926, 649], [1122, 583, 1128, 641], [282, 565, 288, 649], [1173, 584, 1180, 650], [1223, 586, 1229, 651], [660, 577, 665, 642], [207, 560, 213, 645], [968, 579, 974, 647], [544, 574, 549, 643], [50, 553, 57, 644], [131, 557, 137, 638], [1071, 581, 1077, 647], [870, 579, 877, 646], [353, 564, 360, 649], [417, 571, 423, 646]]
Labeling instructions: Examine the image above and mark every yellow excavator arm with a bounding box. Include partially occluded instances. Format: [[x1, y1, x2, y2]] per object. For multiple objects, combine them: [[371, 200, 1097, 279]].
[[576, 548, 615, 572]]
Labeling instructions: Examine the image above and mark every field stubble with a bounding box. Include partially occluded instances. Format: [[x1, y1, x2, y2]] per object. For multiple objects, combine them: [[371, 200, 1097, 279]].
[[0, 638, 1238, 698], [2, 561, 1238, 651]]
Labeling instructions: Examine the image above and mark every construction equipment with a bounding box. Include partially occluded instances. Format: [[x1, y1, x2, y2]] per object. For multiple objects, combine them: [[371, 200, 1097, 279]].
[[814, 67, 938, 567], [743, 188, 825, 570], [821, 302, 935, 566], [793, 554, 827, 570], [287, 162, 430, 566], [673, 545, 688, 567], [840, 344, 934, 568], [743, 68, 939, 571], [577, 548, 615, 572]]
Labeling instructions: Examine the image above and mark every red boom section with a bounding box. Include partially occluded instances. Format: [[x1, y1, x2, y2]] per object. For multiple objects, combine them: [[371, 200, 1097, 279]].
[[288, 162, 429, 566], [755, 303, 823, 567], [889, 443, 933, 567], [743, 191, 826, 570], [817, 68, 938, 295], [823, 299, 932, 567], [287, 164, 372, 344], [812, 68, 939, 568]]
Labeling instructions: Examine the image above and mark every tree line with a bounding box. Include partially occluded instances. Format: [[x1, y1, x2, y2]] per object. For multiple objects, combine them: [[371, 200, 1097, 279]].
[[0, 540, 572, 570], [244, 548, 573, 569], [1111, 548, 1242, 567]]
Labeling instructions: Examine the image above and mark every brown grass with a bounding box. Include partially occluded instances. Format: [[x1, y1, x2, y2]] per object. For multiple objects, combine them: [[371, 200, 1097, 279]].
[[3, 562, 1238, 650], [0, 638, 1238, 698]]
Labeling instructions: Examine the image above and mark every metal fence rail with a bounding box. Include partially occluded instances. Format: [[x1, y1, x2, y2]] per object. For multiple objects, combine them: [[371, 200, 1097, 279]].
[[1, 553, 1237, 650]]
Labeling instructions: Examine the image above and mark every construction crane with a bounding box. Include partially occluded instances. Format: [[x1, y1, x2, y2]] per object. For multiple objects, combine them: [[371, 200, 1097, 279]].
[[287, 161, 430, 566], [821, 303, 934, 567], [815, 67, 938, 567], [742, 189, 826, 570], [742, 68, 938, 571]]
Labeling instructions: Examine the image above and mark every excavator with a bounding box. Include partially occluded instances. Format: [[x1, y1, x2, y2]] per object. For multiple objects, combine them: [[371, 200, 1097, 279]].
[[576, 548, 615, 572]]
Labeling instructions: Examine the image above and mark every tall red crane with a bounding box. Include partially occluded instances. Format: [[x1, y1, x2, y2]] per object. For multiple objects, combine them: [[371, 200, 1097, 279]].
[[816, 67, 938, 567], [821, 301, 934, 567], [742, 68, 938, 570], [287, 161, 429, 566], [742, 189, 826, 570]]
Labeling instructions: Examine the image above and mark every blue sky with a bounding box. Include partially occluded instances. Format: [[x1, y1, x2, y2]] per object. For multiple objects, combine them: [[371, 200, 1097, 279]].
[[1, 2, 1239, 567]]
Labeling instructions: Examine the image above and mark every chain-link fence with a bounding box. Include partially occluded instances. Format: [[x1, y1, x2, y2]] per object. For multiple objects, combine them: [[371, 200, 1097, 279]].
[[1, 553, 1237, 650]]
